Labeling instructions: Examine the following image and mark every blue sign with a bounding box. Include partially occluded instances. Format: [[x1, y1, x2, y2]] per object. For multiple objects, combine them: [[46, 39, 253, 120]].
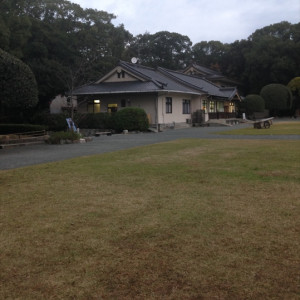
[[66, 118, 77, 131]]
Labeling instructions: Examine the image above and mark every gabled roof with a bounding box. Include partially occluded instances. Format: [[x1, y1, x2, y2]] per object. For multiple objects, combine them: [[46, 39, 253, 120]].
[[158, 67, 238, 99], [183, 63, 241, 86], [72, 60, 240, 101], [183, 63, 223, 78]]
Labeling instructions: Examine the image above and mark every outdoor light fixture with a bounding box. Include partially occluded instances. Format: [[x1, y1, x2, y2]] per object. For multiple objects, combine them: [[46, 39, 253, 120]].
[[94, 100, 100, 104]]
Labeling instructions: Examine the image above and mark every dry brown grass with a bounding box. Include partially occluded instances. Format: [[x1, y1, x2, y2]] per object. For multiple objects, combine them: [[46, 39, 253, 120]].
[[1, 139, 299, 299]]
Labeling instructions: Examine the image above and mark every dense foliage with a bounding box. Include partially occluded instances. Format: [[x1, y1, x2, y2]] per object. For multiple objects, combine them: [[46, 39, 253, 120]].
[[287, 77, 300, 115], [113, 108, 149, 132], [0, 0, 132, 109], [75, 113, 112, 129], [47, 131, 81, 144], [242, 94, 265, 116], [288, 77, 300, 96], [0, 49, 38, 120], [260, 84, 293, 115], [0, 123, 45, 134], [0, 0, 299, 114]]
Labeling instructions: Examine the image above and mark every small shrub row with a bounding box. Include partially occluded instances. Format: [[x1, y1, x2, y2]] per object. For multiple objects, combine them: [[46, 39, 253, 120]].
[[75, 108, 149, 132], [31, 112, 69, 131], [0, 124, 46, 134], [47, 131, 81, 144], [74, 113, 112, 129], [32, 108, 149, 132]]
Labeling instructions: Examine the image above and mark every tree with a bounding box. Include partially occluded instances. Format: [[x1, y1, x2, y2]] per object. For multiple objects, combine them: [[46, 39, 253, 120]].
[[242, 94, 265, 116], [287, 77, 300, 96], [243, 22, 300, 94], [192, 41, 228, 69], [0, 0, 131, 110], [287, 77, 300, 116], [0, 49, 38, 120], [260, 84, 293, 116], [128, 31, 192, 69]]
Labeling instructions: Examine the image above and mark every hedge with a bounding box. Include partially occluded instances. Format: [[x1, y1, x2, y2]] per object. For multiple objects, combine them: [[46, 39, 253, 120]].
[[0, 124, 46, 134]]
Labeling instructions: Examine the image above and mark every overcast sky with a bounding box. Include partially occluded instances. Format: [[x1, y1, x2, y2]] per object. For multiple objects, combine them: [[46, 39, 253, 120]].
[[71, 0, 299, 44]]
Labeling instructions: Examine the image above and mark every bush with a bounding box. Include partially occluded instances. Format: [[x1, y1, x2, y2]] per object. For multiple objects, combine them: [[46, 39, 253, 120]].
[[47, 131, 81, 144], [0, 124, 46, 134], [74, 113, 112, 129], [243, 94, 265, 116], [113, 108, 149, 132], [260, 84, 293, 116], [0, 49, 38, 116], [31, 112, 69, 131]]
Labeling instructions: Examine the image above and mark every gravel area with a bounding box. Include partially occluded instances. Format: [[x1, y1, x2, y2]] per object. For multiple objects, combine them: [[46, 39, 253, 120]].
[[1, 121, 299, 170]]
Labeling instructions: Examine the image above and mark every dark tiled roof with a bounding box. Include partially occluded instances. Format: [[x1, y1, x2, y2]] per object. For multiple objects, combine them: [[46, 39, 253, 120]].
[[159, 68, 237, 99], [183, 63, 241, 85], [72, 61, 239, 100], [186, 63, 223, 77], [73, 81, 160, 95]]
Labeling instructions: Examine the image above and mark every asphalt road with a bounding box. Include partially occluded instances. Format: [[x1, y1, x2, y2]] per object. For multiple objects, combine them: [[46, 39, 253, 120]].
[[1, 122, 299, 170]]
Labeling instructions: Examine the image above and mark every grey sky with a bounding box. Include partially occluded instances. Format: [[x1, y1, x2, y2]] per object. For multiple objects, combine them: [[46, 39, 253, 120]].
[[71, 0, 300, 44]]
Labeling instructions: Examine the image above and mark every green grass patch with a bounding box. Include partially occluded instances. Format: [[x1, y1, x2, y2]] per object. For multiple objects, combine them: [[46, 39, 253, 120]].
[[1, 139, 299, 299], [218, 121, 300, 135]]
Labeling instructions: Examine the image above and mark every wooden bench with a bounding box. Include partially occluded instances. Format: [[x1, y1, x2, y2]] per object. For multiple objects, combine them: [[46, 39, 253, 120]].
[[95, 131, 112, 136]]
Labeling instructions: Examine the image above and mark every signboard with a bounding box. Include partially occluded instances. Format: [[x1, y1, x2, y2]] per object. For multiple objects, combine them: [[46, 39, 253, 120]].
[[66, 118, 77, 131]]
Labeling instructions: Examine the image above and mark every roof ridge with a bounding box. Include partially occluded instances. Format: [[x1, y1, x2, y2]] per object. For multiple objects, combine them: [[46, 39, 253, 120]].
[[118, 61, 153, 81]]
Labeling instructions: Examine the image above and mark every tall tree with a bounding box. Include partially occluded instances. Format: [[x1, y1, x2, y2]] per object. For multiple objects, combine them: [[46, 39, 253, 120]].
[[192, 41, 228, 69], [128, 31, 192, 69], [0, 0, 131, 109]]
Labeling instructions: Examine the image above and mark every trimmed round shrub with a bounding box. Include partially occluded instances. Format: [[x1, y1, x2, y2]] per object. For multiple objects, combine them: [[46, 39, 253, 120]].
[[113, 108, 149, 132], [260, 84, 293, 115], [243, 94, 265, 115], [0, 49, 38, 115]]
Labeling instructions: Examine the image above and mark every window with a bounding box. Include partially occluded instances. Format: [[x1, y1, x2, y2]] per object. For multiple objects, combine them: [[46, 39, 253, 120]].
[[182, 99, 190, 114], [217, 101, 224, 112], [166, 97, 172, 113], [117, 70, 125, 78], [209, 101, 215, 112], [121, 99, 126, 107], [88, 100, 101, 113], [202, 100, 207, 112]]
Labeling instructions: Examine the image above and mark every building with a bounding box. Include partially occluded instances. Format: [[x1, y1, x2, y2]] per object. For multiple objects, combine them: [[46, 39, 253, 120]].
[[72, 60, 241, 128]]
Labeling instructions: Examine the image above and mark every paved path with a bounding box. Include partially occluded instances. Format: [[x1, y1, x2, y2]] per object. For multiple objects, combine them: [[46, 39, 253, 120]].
[[1, 122, 299, 170]]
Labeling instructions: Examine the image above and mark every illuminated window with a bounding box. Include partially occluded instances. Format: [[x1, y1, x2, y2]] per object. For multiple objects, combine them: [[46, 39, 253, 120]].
[[88, 100, 101, 113], [202, 100, 207, 112]]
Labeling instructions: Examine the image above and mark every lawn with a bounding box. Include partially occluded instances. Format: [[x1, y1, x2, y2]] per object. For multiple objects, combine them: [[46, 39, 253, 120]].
[[1, 139, 299, 299], [218, 121, 300, 135]]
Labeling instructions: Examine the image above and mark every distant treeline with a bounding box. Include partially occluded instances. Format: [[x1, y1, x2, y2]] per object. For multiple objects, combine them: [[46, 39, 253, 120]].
[[1, 0, 299, 108]]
